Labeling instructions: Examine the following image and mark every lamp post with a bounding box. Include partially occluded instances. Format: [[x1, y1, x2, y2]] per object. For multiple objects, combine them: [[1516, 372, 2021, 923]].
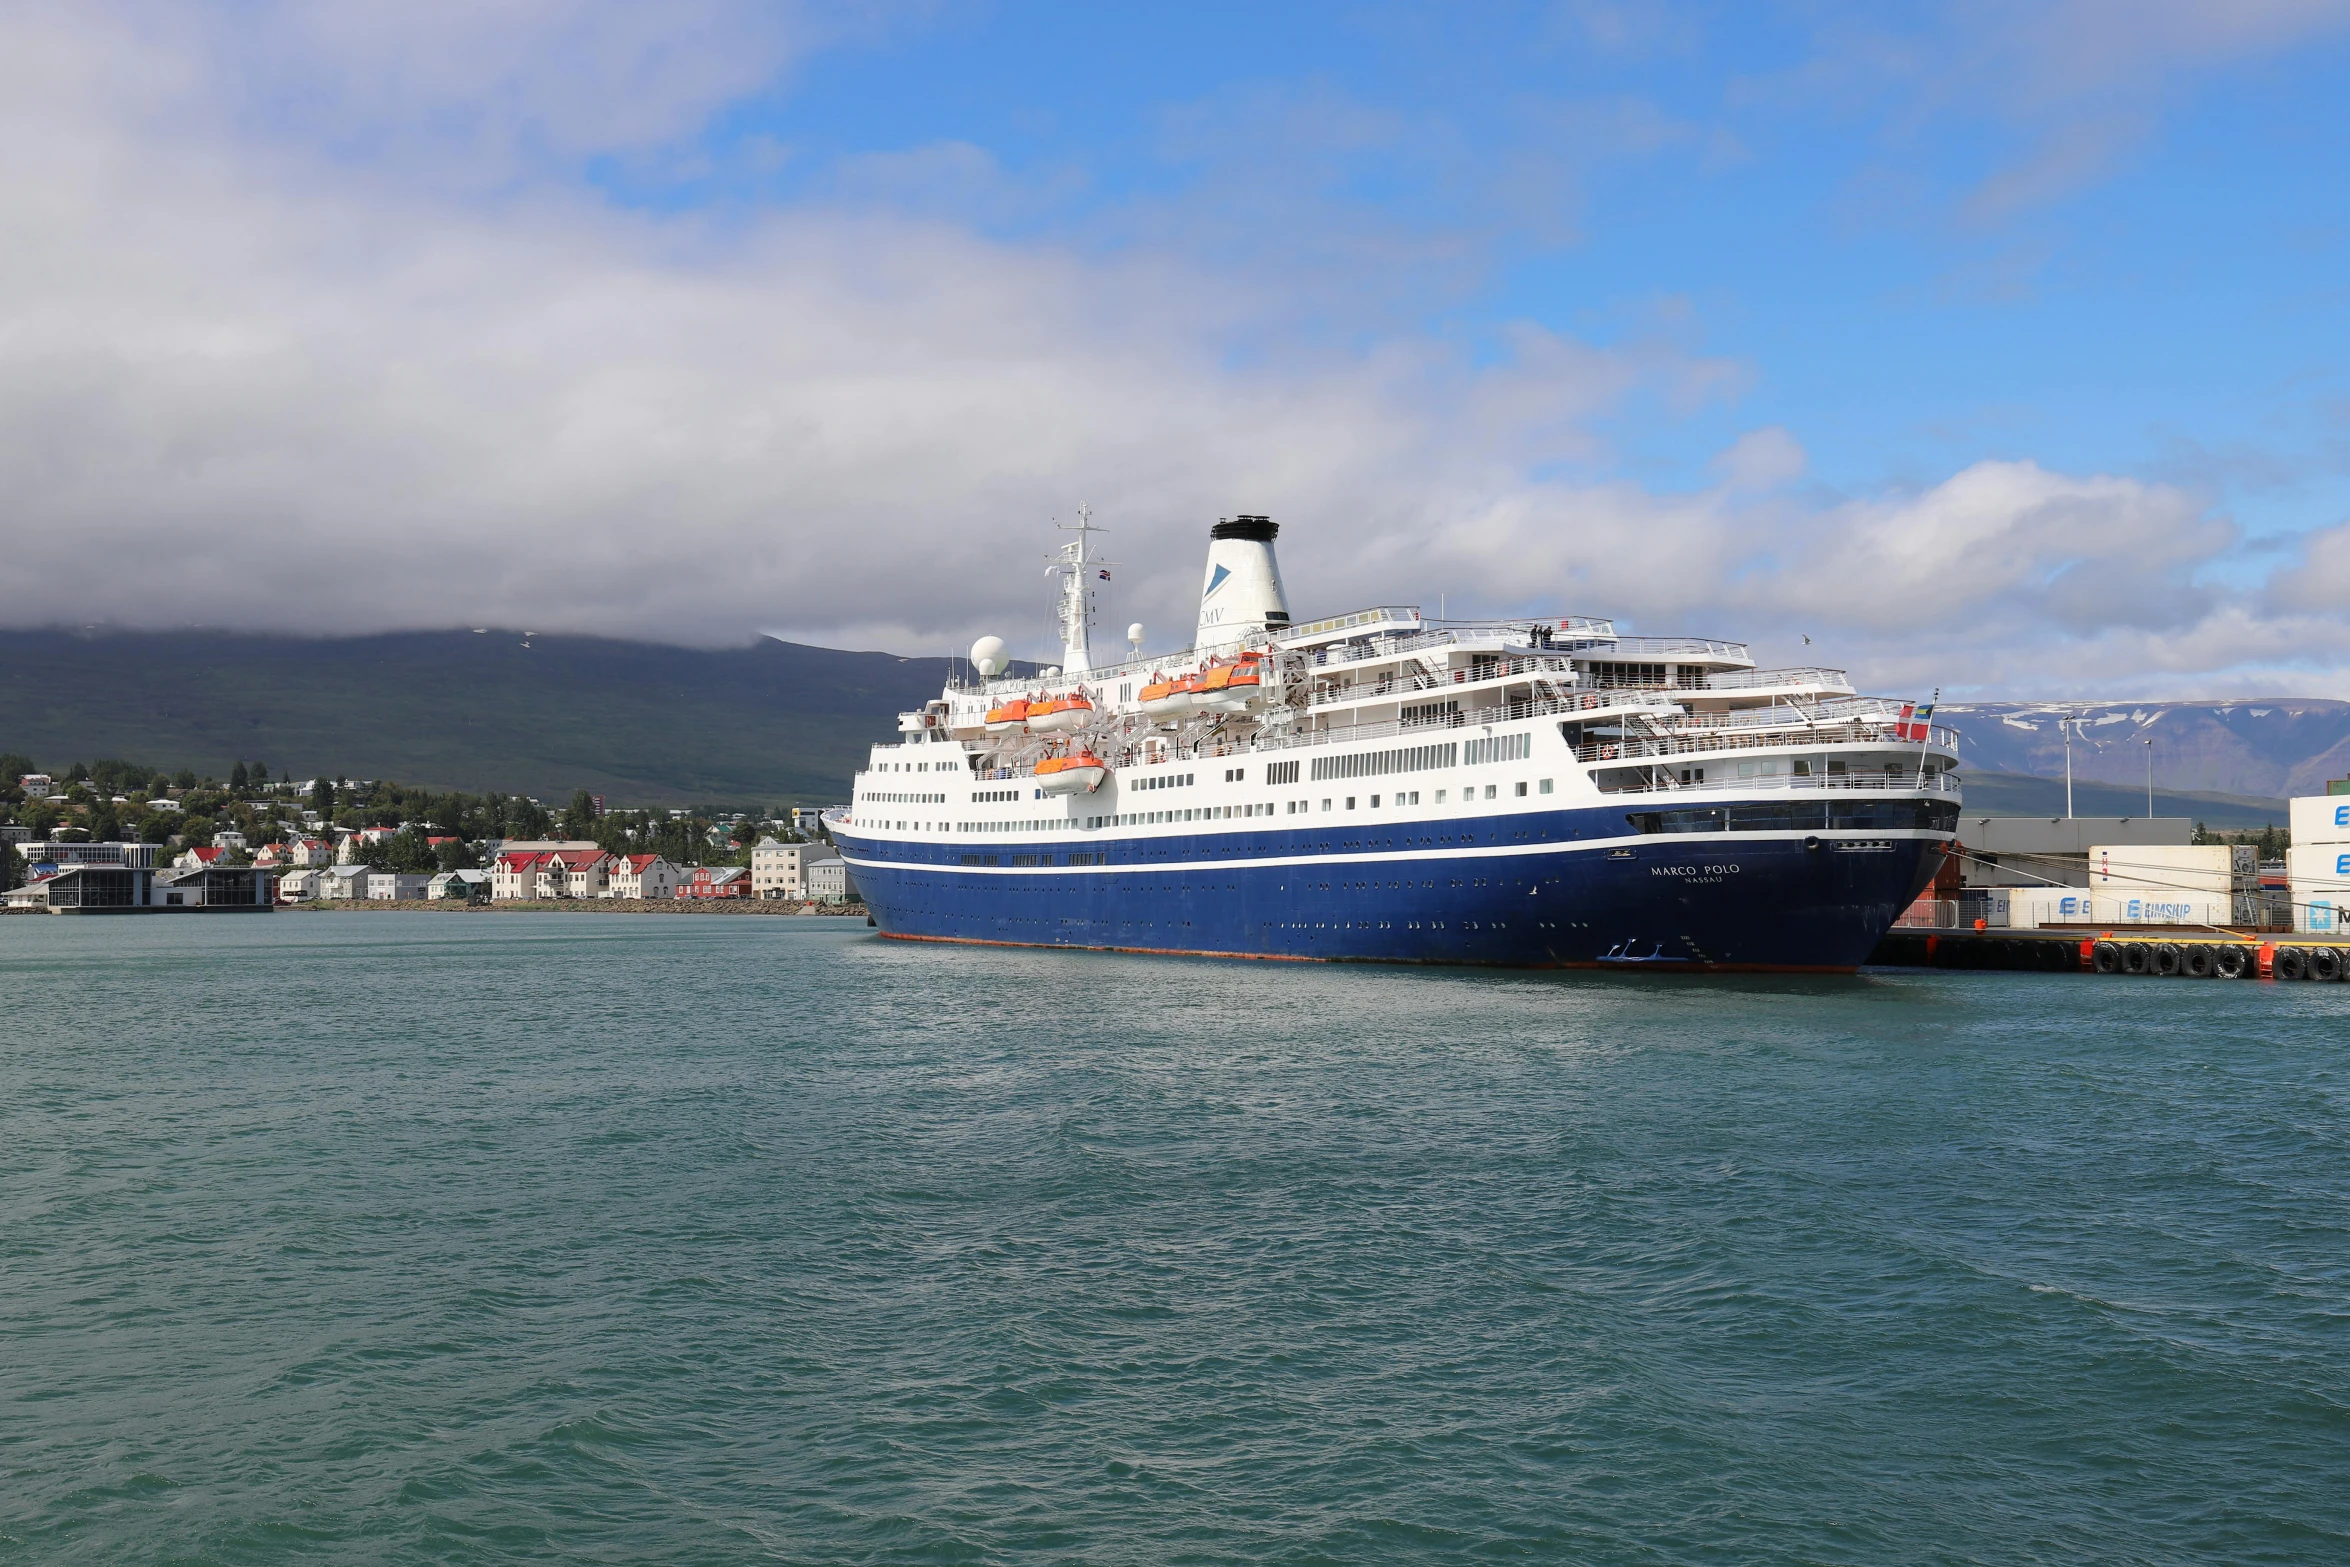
[[2142, 736, 2154, 817], [2059, 713, 2081, 819]]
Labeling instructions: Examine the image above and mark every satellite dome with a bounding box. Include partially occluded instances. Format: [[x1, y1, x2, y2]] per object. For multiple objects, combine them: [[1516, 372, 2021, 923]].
[[1127, 623, 1145, 649], [969, 635, 1007, 678]]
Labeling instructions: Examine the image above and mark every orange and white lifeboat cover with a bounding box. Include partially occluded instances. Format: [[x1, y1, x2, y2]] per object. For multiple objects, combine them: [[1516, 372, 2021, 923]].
[[1034, 750, 1109, 794], [984, 696, 1033, 733], [1194, 651, 1264, 710], [1026, 692, 1095, 734], [1137, 672, 1199, 718]]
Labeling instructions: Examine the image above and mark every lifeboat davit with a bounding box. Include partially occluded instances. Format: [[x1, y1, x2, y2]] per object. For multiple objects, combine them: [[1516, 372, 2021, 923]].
[[984, 697, 1032, 734], [1193, 652, 1265, 713], [1035, 751, 1109, 794], [1137, 673, 1199, 718], [1026, 692, 1095, 734]]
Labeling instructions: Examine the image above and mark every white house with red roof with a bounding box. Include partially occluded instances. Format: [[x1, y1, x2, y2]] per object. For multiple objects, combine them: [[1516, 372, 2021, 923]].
[[284, 838, 333, 868], [605, 854, 679, 900], [490, 847, 612, 900], [559, 849, 612, 899], [174, 845, 224, 870]]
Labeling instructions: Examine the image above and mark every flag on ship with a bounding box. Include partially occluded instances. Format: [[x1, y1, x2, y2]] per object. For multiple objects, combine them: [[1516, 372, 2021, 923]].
[[1099, 569, 1111, 580], [1895, 699, 1936, 742]]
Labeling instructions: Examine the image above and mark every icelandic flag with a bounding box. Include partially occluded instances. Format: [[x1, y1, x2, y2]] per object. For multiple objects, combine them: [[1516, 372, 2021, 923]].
[[1895, 700, 1935, 742]]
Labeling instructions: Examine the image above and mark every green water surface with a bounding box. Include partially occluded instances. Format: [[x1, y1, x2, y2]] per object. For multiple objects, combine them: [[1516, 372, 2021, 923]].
[[4, 914, 2346, 1564]]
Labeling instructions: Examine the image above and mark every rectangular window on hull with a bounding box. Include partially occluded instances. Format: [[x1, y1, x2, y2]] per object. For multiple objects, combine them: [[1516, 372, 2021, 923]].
[[1464, 734, 1531, 766], [1267, 760, 1301, 786], [1310, 742, 1457, 782]]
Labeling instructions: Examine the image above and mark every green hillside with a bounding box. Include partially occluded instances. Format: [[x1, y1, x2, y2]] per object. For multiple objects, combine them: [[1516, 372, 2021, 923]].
[[0, 629, 979, 806]]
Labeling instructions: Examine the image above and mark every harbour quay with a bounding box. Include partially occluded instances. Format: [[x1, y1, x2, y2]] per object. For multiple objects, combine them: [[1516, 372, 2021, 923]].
[[1870, 927, 2350, 981]]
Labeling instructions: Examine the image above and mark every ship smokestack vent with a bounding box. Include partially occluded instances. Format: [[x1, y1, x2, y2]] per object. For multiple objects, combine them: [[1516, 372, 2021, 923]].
[[1195, 515, 1290, 653]]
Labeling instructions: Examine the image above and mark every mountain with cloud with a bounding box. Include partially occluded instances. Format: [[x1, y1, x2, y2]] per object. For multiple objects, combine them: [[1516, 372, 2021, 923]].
[[0, 629, 984, 807], [1939, 701, 2350, 802]]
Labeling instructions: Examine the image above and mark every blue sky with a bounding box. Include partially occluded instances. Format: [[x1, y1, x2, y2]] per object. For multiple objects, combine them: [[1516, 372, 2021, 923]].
[[5, 1, 2350, 695]]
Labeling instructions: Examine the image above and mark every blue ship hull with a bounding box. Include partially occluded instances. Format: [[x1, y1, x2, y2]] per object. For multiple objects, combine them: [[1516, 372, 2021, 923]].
[[834, 801, 1949, 972]]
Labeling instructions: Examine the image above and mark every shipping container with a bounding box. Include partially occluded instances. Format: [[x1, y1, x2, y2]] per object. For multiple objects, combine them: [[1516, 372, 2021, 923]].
[[2289, 794, 2350, 846], [2087, 843, 2252, 895], [1983, 886, 2100, 928], [2286, 843, 2350, 933], [2093, 891, 2232, 926], [2295, 896, 2346, 935]]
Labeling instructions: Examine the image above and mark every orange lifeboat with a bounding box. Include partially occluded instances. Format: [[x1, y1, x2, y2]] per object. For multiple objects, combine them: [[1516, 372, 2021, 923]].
[[1138, 672, 1199, 718], [1026, 692, 1095, 734], [984, 696, 1032, 734], [1193, 652, 1265, 712], [1035, 750, 1109, 794]]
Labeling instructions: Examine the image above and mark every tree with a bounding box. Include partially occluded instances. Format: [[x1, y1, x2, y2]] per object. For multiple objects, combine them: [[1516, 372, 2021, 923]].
[[173, 769, 196, 790], [230, 760, 249, 792], [312, 777, 336, 817], [252, 762, 270, 786]]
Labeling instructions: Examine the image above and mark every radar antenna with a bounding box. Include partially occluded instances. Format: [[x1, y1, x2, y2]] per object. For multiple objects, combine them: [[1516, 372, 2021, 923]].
[[1048, 505, 1113, 676]]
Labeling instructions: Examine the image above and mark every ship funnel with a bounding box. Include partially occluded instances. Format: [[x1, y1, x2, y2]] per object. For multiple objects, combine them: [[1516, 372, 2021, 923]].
[[1193, 515, 1290, 654]]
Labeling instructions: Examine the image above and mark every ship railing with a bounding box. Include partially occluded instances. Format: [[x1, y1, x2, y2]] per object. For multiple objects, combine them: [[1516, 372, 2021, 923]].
[[1595, 769, 1966, 798], [1310, 653, 1583, 704], [1691, 665, 1855, 693], [1301, 623, 1622, 669], [1576, 722, 1960, 765], [1600, 636, 1754, 663], [1676, 696, 1915, 730]]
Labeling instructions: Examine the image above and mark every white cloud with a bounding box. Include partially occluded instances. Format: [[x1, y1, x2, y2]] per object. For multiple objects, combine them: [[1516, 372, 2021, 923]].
[[1712, 426, 1806, 490], [1, 1, 2345, 703]]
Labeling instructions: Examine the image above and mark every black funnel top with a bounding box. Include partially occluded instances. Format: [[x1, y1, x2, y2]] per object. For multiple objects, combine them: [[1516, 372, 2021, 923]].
[[1211, 515, 1278, 542]]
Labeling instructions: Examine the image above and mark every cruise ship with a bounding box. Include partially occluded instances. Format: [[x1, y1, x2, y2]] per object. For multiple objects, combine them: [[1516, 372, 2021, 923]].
[[827, 515, 1959, 971]]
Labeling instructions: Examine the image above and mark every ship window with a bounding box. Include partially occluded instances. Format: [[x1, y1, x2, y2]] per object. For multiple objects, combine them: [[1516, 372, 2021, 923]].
[[1322, 799, 1333, 812], [1484, 785, 1497, 800], [1515, 781, 1528, 797], [1370, 794, 1381, 808], [959, 854, 981, 866], [1539, 779, 1553, 794], [1346, 797, 1357, 810]]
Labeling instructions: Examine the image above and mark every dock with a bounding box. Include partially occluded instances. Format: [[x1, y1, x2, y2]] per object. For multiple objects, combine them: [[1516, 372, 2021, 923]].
[[1869, 927, 2350, 980]]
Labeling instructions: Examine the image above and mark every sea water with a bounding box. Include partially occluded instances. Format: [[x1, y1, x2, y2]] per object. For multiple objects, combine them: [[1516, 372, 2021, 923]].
[[4, 913, 2347, 1565]]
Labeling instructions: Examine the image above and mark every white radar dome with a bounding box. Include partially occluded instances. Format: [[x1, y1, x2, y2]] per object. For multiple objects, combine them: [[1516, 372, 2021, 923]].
[[969, 635, 1007, 678], [1127, 622, 1145, 650]]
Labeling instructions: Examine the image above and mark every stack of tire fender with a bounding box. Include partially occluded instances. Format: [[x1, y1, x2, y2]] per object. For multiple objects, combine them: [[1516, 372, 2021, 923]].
[[2088, 940, 2348, 980]]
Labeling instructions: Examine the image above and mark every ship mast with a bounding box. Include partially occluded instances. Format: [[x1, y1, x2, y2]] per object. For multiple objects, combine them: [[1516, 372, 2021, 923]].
[[1051, 507, 1110, 676]]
